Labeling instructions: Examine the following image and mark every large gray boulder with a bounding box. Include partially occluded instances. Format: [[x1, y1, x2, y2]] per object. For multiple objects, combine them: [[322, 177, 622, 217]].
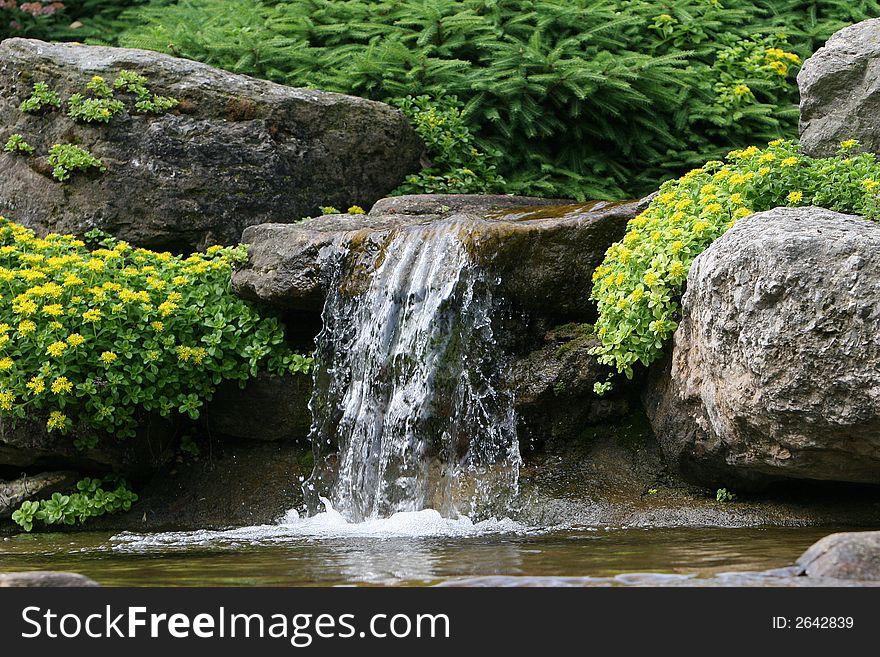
[[645, 207, 880, 488], [233, 194, 649, 322], [797, 531, 880, 581], [799, 19, 880, 157], [0, 38, 422, 251]]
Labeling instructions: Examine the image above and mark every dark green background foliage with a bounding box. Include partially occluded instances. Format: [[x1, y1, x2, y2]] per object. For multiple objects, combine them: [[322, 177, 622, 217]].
[[6, 1, 880, 198], [103, 0, 879, 199], [0, 1, 154, 42]]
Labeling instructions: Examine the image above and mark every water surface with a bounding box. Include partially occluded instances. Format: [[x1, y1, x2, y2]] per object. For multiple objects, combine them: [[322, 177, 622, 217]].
[[0, 512, 844, 586]]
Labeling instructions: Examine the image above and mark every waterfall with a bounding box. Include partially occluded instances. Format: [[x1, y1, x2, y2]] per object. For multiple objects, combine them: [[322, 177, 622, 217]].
[[303, 221, 520, 523]]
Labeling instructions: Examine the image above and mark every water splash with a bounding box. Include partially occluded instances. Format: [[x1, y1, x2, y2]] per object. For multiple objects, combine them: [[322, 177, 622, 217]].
[[303, 221, 521, 522]]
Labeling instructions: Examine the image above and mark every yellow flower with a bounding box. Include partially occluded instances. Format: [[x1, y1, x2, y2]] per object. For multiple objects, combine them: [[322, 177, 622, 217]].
[[669, 261, 686, 278], [703, 203, 723, 215], [0, 390, 14, 411], [150, 321, 165, 332], [616, 297, 629, 310], [82, 309, 102, 322], [192, 347, 207, 364], [614, 272, 625, 286], [158, 301, 177, 317], [46, 341, 67, 358], [26, 376, 45, 395], [46, 410, 67, 432], [758, 153, 776, 163], [13, 298, 38, 315], [630, 287, 645, 303], [63, 273, 83, 287], [17, 320, 35, 335], [177, 346, 192, 362], [67, 333, 86, 347], [670, 240, 684, 255], [643, 271, 660, 287], [733, 84, 751, 97], [347, 206, 365, 215], [41, 303, 64, 316], [0, 357, 13, 370], [862, 179, 880, 192], [787, 191, 804, 204], [780, 157, 798, 167], [100, 351, 118, 365], [693, 221, 710, 233], [51, 376, 73, 395], [840, 139, 860, 150], [729, 193, 743, 205], [734, 207, 754, 219], [758, 167, 771, 176], [768, 60, 788, 76]]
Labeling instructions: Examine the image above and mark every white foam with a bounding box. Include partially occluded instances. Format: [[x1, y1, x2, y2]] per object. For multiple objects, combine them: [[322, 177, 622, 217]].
[[111, 500, 531, 552]]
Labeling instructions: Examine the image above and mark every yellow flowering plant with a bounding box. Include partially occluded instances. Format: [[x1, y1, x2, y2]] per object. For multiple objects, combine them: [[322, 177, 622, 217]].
[[591, 139, 880, 386], [0, 220, 312, 440]]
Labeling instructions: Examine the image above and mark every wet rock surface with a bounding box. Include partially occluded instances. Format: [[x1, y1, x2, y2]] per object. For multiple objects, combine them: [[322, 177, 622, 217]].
[[0, 38, 422, 251], [644, 207, 880, 489], [205, 372, 312, 443], [508, 323, 632, 445], [799, 18, 880, 157], [0, 414, 176, 479], [233, 193, 650, 321], [79, 441, 313, 531]]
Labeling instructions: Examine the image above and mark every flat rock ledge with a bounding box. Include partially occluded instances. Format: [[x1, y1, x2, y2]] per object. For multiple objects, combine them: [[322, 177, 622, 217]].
[[233, 193, 650, 322]]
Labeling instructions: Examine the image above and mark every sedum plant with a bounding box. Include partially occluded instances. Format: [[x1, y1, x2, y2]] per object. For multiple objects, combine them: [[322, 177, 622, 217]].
[[590, 139, 880, 384], [0, 218, 311, 442], [4, 134, 34, 155], [11, 477, 138, 532], [47, 143, 106, 182], [19, 81, 61, 113]]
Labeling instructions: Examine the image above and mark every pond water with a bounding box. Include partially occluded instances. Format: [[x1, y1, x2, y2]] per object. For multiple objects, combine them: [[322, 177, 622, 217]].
[[0, 509, 848, 586]]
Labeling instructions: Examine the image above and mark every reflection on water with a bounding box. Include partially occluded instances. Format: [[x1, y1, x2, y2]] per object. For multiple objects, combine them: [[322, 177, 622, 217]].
[[0, 515, 846, 587]]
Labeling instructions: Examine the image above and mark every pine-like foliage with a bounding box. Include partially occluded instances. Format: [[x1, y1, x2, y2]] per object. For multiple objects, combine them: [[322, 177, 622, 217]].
[[105, 0, 880, 198]]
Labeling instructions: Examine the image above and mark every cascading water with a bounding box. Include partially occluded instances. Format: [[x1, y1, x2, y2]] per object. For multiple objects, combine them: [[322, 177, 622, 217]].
[[303, 221, 521, 523]]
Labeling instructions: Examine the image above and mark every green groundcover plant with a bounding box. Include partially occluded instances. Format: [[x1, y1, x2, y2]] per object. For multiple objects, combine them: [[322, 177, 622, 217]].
[[112, 0, 880, 198], [590, 139, 880, 387], [11, 476, 137, 531], [0, 218, 311, 444]]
